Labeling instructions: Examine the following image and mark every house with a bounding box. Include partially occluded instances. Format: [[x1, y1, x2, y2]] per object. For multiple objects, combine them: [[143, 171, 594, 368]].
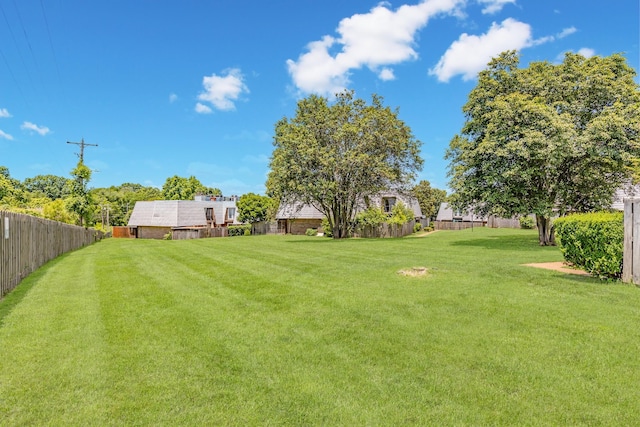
[[435, 202, 487, 225], [276, 191, 423, 235], [612, 184, 640, 210], [127, 195, 241, 239]]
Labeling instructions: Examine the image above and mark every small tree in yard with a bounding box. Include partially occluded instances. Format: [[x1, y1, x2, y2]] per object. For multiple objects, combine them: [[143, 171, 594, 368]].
[[237, 193, 276, 223], [413, 180, 447, 220], [66, 162, 93, 227], [446, 51, 640, 245], [267, 90, 423, 239]]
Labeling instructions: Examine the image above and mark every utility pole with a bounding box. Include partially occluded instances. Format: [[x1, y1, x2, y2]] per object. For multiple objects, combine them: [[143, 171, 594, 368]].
[[67, 138, 98, 162]]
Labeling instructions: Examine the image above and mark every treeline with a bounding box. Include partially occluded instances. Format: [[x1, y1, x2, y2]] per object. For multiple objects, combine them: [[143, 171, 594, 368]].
[[0, 166, 224, 228], [0, 164, 447, 229]]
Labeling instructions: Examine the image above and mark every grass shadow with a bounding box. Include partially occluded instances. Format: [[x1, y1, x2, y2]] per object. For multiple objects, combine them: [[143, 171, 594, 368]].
[[0, 256, 61, 328], [450, 233, 542, 250]]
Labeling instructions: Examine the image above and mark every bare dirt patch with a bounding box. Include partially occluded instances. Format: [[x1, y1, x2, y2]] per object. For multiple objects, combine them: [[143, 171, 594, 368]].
[[523, 262, 590, 276], [398, 267, 429, 277]]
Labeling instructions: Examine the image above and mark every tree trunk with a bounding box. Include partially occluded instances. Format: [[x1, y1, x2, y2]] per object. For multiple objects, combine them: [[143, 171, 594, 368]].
[[535, 214, 556, 246]]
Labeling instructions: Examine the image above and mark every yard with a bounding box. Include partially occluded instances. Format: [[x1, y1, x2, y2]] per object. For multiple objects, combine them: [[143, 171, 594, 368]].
[[1, 228, 639, 425]]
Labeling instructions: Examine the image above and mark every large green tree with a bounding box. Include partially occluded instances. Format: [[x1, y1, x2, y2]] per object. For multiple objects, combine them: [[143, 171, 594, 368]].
[[162, 175, 221, 201], [267, 90, 423, 238], [446, 51, 640, 245], [413, 180, 447, 220], [237, 193, 276, 223], [91, 183, 162, 226], [22, 174, 70, 200]]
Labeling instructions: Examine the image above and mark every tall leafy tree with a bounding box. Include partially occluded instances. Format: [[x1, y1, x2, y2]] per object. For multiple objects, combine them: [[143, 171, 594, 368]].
[[446, 51, 640, 245], [413, 180, 447, 220], [237, 193, 276, 223], [91, 183, 162, 226], [267, 90, 423, 238], [23, 174, 70, 200], [162, 175, 221, 200], [65, 162, 93, 226]]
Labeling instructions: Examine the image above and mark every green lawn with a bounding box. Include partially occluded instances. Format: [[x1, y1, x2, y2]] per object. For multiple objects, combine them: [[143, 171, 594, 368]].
[[1, 228, 639, 425]]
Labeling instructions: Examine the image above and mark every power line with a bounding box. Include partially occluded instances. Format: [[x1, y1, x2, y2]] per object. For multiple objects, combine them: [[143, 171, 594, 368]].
[[39, 0, 64, 98], [12, 0, 48, 102], [0, 1, 35, 108]]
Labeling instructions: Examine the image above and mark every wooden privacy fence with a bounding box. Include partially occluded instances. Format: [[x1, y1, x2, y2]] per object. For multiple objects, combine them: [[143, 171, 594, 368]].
[[0, 211, 105, 298], [623, 198, 640, 285], [355, 220, 415, 238], [434, 221, 484, 231], [252, 221, 285, 235]]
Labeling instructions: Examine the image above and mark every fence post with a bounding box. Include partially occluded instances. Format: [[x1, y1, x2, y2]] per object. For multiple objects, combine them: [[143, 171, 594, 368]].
[[623, 198, 640, 285]]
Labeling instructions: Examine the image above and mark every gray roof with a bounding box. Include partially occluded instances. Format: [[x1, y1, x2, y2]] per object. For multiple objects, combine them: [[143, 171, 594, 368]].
[[276, 203, 325, 220], [128, 200, 241, 227], [436, 202, 485, 222], [276, 191, 423, 220]]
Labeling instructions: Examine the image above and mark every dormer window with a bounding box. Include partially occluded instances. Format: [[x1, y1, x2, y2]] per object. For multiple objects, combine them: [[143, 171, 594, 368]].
[[205, 207, 214, 221], [382, 197, 396, 213]]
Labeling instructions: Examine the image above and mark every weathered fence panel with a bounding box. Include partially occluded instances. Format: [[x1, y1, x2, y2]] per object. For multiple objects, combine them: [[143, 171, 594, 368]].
[[252, 221, 285, 235], [210, 226, 229, 238], [355, 220, 415, 238], [0, 211, 105, 299], [623, 198, 640, 285], [434, 221, 484, 231], [487, 216, 522, 229]]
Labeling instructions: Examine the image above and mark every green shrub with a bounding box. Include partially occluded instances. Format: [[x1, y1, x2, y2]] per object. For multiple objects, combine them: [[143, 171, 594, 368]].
[[414, 223, 423, 233], [163, 232, 172, 240], [554, 212, 623, 279], [321, 218, 333, 238], [389, 201, 414, 226], [519, 216, 535, 229], [355, 207, 387, 227], [228, 224, 251, 237], [305, 228, 317, 237]]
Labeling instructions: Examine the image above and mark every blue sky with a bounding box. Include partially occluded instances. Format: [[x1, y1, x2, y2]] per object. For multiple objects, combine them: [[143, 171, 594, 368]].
[[1, 0, 638, 195]]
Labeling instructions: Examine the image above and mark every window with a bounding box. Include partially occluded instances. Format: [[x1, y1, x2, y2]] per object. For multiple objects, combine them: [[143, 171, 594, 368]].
[[382, 197, 396, 213], [225, 207, 236, 221], [205, 208, 214, 221]]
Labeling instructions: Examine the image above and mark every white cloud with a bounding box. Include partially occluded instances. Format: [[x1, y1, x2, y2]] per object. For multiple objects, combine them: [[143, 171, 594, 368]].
[[195, 102, 212, 114], [0, 130, 13, 140], [287, 0, 464, 96], [197, 68, 249, 111], [430, 18, 533, 82], [478, 0, 516, 15], [378, 68, 396, 81], [21, 121, 50, 136], [577, 47, 595, 58], [169, 93, 178, 103], [0, 108, 11, 118], [558, 26, 577, 39]]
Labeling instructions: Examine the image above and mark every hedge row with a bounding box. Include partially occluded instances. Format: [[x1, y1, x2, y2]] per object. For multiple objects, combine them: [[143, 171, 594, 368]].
[[554, 212, 623, 279]]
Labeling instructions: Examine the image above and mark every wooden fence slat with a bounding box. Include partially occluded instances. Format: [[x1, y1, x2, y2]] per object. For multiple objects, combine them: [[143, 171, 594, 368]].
[[0, 211, 105, 299], [623, 198, 640, 285]]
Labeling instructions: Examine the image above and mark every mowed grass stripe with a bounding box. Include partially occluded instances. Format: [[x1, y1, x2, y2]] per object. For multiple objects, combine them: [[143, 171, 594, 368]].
[[1, 228, 640, 425], [0, 248, 112, 425]]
